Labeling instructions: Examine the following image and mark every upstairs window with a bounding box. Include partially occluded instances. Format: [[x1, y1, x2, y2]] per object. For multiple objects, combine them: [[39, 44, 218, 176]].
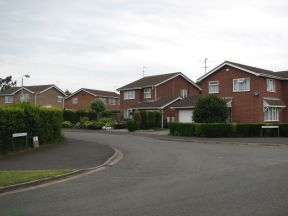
[[180, 89, 188, 98], [20, 94, 29, 102], [233, 78, 250, 92], [267, 79, 276, 92], [209, 81, 219, 94], [109, 98, 116, 105], [144, 88, 152, 99], [57, 96, 63, 103], [124, 91, 135, 100], [5, 96, 13, 104], [72, 97, 78, 104]]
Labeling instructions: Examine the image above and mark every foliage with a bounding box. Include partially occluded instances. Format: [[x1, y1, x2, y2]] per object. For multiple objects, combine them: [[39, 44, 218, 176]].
[[90, 99, 106, 119], [80, 116, 89, 127], [0, 75, 16, 92], [84, 121, 103, 129], [98, 117, 115, 127], [193, 95, 228, 123], [62, 121, 73, 128], [133, 111, 162, 130], [169, 122, 288, 137], [0, 103, 63, 154], [127, 119, 139, 132], [65, 90, 72, 96]]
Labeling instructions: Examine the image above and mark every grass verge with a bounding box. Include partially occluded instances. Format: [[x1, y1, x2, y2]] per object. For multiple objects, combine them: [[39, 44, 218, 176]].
[[0, 169, 75, 187]]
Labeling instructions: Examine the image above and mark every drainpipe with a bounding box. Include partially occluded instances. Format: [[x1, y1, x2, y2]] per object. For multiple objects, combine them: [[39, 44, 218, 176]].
[[34, 93, 37, 105], [161, 109, 164, 128]]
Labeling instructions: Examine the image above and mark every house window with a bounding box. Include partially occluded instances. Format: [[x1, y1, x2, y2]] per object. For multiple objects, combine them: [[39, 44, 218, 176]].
[[109, 98, 116, 105], [124, 109, 132, 119], [124, 91, 135, 100], [209, 81, 219, 94], [57, 96, 63, 103], [20, 94, 29, 102], [267, 79, 276, 92], [118, 99, 120, 105], [99, 97, 106, 103], [233, 78, 250, 92], [264, 107, 279, 122], [180, 89, 188, 98], [72, 98, 78, 104], [144, 88, 152, 99], [4, 96, 13, 104]]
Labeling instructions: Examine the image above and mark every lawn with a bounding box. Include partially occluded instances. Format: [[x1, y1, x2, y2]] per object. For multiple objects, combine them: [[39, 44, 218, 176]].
[[0, 169, 75, 187]]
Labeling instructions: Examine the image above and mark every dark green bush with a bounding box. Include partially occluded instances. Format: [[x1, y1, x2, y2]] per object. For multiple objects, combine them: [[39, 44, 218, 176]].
[[195, 123, 233, 137], [84, 121, 102, 129], [114, 122, 127, 129], [233, 124, 261, 137], [133, 111, 162, 130], [127, 119, 139, 132], [280, 124, 288, 137], [0, 103, 63, 153], [98, 117, 115, 127], [62, 121, 73, 128], [169, 122, 195, 136]]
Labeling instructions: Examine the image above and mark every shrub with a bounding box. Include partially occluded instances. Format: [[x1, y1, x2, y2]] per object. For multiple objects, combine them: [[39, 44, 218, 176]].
[[194, 123, 233, 137], [84, 121, 102, 129], [127, 119, 139, 132], [62, 121, 73, 128], [280, 124, 288, 137], [169, 122, 195, 136], [98, 117, 115, 127], [114, 122, 127, 129], [233, 124, 261, 137], [133, 111, 162, 129], [193, 95, 228, 123], [90, 99, 106, 120], [0, 104, 63, 153], [80, 116, 89, 127]]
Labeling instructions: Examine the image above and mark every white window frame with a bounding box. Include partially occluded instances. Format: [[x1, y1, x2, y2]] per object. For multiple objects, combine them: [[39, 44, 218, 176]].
[[5, 95, 14, 104], [124, 91, 135, 100], [233, 78, 250, 92], [57, 96, 63, 103], [20, 94, 29, 102], [124, 109, 132, 119], [267, 79, 276, 92], [109, 98, 116, 105], [143, 88, 152, 99], [264, 107, 279, 122], [180, 89, 188, 98], [72, 97, 78, 104], [208, 81, 219, 94], [99, 97, 107, 103]]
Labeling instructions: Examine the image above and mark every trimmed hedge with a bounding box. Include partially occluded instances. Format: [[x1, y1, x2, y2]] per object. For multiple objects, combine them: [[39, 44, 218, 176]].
[[0, 103, 63, 153], [169, 122, 288, 137], [63, 109, 119, 123], [133, 111, 162, 130]]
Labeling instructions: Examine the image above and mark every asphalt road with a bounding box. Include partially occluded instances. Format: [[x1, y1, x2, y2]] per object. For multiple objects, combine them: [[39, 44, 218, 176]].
[[1, 131, 288, 216]]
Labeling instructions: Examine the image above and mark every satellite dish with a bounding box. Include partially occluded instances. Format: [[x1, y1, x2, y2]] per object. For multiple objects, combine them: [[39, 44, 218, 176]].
[[253, 90, 259, 96]]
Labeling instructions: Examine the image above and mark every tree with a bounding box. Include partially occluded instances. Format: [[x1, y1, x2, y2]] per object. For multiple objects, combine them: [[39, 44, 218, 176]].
[[0, 76, 16, 92], [90, 99, 106, 120], [65, 90, 72, 96], [193, 95, 228, 123]]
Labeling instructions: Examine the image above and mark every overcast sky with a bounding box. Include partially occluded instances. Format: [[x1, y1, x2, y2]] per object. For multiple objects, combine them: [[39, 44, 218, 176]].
[[0, 0, 288, 93]]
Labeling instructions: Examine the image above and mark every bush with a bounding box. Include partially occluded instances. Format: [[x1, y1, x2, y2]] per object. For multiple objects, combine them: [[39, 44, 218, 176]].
[[193, 95, 228, 123], [133, 111, 162, 129], [169, 122, 288, 137], [127, 119, 139, 132], [84, 121, 102, 129], [114, 122, 127, 129], [80, 116, 89, 127], [98, 117, 115, 127], [0, 103, 63, 154], [62, 121, 73, 128]]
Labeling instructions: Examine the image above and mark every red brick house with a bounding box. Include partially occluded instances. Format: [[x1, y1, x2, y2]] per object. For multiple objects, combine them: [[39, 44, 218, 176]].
[[0, 84, 66, 109], [173, 61, 288, 123], [65, 88, 120, 111], [117, 72, 201, 127]]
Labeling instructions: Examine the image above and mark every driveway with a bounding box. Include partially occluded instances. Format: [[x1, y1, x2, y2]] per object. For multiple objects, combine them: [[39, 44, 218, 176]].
[[1, 131, 288, 216]]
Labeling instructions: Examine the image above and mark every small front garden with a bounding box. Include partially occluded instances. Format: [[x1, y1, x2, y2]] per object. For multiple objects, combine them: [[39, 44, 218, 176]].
[[0, 169, 74, 187]]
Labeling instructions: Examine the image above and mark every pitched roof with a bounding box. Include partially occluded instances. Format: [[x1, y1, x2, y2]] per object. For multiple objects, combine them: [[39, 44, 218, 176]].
[[263, 98, 286, 107], [0, 84, 64, 95], [170, 96, 200, 108], [197, 61, 288, 81], [66, 88, 120, 99], [83, 88, 119, 98], [117, 72, 201, 91], [132, 96, 181, 109]]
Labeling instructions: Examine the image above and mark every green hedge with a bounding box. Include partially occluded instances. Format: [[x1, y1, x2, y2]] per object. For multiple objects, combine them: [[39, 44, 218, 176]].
[[169, 122, 288, 137], [0, 103, 63, 153], [133, 111, 162, 130], [63, 109, 119, 123]]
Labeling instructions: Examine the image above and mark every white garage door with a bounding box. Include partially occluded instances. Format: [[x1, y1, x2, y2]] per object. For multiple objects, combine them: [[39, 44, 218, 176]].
[[179, 110, 193, 123]]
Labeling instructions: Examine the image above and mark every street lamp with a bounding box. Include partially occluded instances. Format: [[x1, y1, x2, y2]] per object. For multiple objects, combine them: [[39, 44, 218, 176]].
[[21, 74, 30, 102]]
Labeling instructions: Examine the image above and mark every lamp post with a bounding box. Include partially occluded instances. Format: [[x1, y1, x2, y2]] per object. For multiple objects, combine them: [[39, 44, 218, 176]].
[[21, 74, 30, 102]]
